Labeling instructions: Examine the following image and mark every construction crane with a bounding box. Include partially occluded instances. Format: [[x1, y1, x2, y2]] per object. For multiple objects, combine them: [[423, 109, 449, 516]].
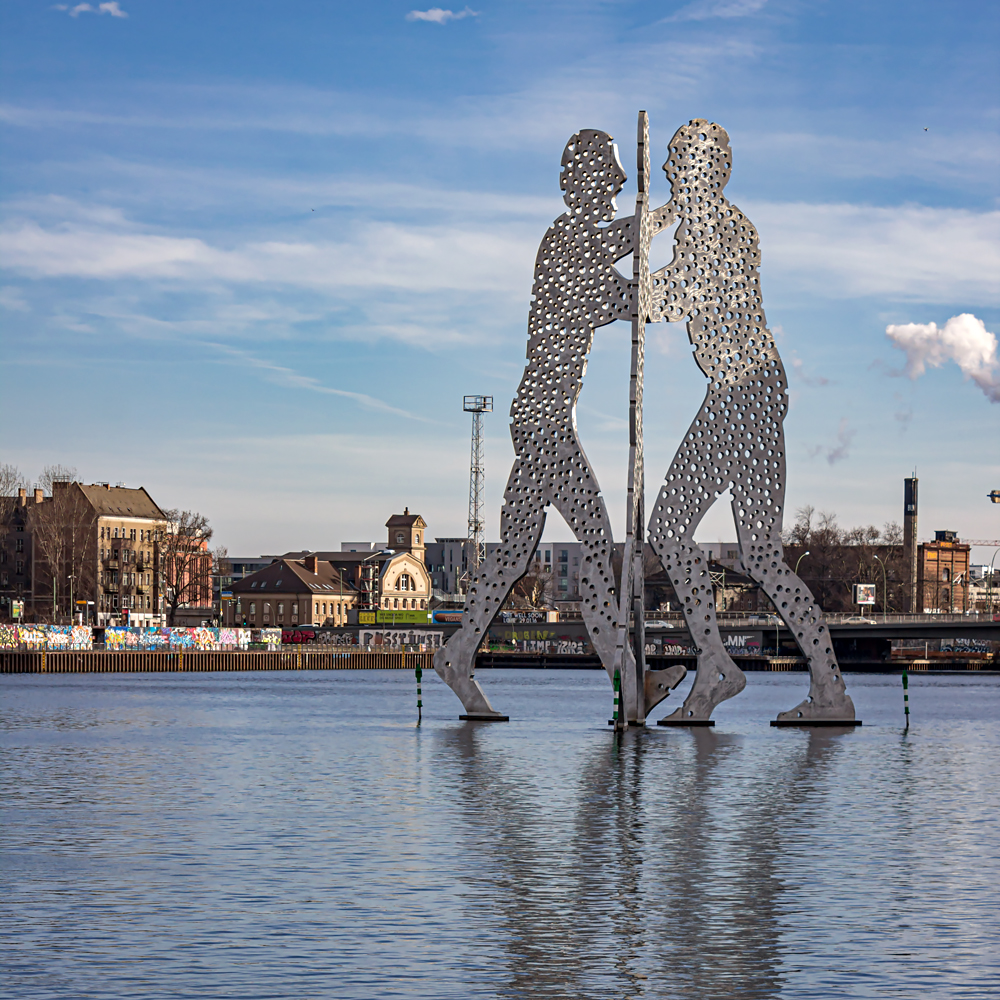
[[463, 395, 492, 574], [966, 540, 1000, 547]]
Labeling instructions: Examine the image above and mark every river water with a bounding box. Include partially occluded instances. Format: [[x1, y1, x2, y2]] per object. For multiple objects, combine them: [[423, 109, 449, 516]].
[[2, 669, 998, 999]]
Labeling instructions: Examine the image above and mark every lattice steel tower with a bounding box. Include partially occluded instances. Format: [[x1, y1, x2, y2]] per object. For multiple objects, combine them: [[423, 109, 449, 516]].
[[463, 395, 492, 571]]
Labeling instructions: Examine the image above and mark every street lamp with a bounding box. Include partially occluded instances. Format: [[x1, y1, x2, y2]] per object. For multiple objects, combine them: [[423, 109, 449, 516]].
[[794, 550, 810, 574], [873, 554, 889, 623]]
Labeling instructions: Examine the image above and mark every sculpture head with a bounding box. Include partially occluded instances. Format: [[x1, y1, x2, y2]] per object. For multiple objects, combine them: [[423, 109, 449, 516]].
[[560, 129, 627, 222], [662, 119, 732, 208]]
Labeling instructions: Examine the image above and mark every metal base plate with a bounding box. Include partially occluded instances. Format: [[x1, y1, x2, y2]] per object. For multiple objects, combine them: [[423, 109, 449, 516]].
[[770, 719, 862, 727], [657, 719, 716, 727], [459, 714, 510, 722]]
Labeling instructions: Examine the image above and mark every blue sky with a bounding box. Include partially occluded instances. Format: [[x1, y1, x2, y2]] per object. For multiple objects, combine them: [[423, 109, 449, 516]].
[[1, 0, 998, 561]]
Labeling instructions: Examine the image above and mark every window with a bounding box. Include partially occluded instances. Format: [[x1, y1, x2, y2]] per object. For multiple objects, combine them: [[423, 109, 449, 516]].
[[292, 603, 298, 616], [249, 603, 256, 618], [15, 539, 23, 553], [942, 568, 951, 582], [559, 550, 568, 562], [113, 527, 118, 539], [15, 560, 24, 575], [396, 532, 405, 544], [398, 573, 411, 591], [545, 550, 551, 563], [130, 529, 136, 540], [394, 598, 399, 609], [420, 599, 425, 609]]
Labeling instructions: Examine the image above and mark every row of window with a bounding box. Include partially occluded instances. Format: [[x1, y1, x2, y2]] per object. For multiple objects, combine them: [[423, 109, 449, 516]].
[[100, 594, 153, 610], [383, 598, 426, 610], [100, 526, 160, 542], [101, 548, 150, 564]]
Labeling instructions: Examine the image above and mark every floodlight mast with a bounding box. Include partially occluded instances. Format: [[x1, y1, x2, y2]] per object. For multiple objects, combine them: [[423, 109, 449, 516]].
[[463, 395, 493, 574]]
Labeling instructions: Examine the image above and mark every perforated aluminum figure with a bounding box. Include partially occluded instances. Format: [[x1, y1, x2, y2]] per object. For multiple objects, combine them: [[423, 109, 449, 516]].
[[647, 120, 856, 724], [433, 129, 641, 719]]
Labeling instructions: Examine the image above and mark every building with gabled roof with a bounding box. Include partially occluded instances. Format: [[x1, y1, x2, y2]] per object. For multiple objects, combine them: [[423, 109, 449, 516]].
[[223, 509, 433, 626]]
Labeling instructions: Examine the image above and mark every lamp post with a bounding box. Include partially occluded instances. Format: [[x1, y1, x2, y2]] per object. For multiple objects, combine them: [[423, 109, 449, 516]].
[[873, 554, 889, 623], [794, 550, 810, 574]]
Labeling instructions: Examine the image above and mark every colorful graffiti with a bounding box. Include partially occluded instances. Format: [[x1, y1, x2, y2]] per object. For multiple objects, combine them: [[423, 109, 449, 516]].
[[2, 625, 282, 651], [1, 624, 94, 650]]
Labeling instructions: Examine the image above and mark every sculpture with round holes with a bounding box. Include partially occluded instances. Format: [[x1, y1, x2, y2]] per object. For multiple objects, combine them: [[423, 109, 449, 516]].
[[433, 127, 686, 721], [647, 120, 856, 725]]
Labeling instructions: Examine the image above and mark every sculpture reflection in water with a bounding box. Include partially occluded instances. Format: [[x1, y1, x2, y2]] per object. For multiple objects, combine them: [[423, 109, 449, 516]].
[[434, 114, 854, 725], [441, 723, 852, 997]]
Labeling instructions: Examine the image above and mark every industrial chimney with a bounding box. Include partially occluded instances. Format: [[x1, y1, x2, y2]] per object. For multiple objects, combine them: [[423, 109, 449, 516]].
[[904, 476, 918, 613]]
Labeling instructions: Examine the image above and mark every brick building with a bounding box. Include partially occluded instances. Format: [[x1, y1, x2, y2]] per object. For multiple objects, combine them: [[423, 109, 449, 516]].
[[917, 530, 971, 613]]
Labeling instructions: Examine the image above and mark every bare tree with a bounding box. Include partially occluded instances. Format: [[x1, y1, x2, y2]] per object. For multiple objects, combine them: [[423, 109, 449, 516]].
[[507, 569, 555, 609], [37, 465, 78, 494], [28, 483, 96, 623], [160, 509, 214, 625], [785, 508, 908, 613]]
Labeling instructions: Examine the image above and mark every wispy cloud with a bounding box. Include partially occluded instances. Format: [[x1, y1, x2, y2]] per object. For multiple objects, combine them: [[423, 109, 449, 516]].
[[665, 0, 768, 23], [406, 7, 478, 23], [788, 352, 831, 387], [809, 418, 855, 465], [206, 343, 431, 421], [53, 2, 128, 17], [0, 216, 536, 296], [0, 286, 30, 312], [747, 201, 1000, 305], [885, 313, 1000, 403]]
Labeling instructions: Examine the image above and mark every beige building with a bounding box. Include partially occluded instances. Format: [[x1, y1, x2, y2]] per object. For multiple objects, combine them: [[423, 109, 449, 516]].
[[225, 508, 432, 627], [78, 484, 169, 626]]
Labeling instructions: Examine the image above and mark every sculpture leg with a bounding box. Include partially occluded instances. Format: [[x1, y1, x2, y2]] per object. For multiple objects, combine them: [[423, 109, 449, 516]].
[[548, 443, 638, 720], [732, 482, 855, 723], [433, 467, 548, 719], [648, 399, 746, 722]]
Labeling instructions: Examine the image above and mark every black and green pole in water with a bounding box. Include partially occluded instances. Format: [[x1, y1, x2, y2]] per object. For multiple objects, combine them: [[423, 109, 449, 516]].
[[902, 664, 910, 730], [416, 661, 423, 724], [612, 667, 625, 732]]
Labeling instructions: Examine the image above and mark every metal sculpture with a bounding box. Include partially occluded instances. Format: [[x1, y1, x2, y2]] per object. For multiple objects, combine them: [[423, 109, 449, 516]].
[[434, 114, 854, 726], [434, 127, 685, 721], [646, 120, 855, 724]]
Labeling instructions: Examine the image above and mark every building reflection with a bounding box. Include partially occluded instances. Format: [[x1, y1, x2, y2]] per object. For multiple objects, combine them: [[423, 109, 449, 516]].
[[438, 723, 853, 998]]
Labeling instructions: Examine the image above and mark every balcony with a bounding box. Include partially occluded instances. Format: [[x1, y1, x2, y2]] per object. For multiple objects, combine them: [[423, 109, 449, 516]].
[[105, 559, 119, 569], [104, 584, 119, 594]]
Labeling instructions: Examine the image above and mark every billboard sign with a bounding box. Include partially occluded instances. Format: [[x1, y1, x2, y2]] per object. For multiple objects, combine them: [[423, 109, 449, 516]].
[[358, 610, 434, 625], [853, 583, 877, 606]]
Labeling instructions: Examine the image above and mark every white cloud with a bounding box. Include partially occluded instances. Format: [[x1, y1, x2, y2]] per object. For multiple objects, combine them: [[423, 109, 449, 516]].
[[665, 0, 768, 23], [54, 2, 128, 16], [406, 7, 478, 23], [885, 313, 999, 403]]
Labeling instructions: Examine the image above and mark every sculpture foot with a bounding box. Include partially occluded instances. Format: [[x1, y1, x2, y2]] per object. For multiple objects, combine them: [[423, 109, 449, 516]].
[[774, 691, 856, 726], [433, 647, 504, 718], [656, 657, 746, 724], [645, 665, 688, 713]]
